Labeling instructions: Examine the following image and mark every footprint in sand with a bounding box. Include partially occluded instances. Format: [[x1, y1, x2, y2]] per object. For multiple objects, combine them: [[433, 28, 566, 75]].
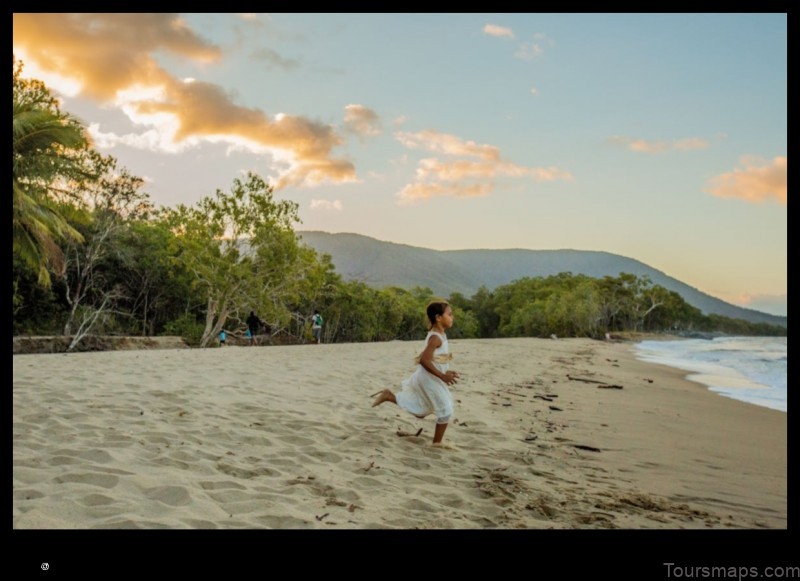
[[199, 480, 247, 491], [13, 488, 46, 500], [53, 472, 119, 489], [77, 493, 118, 506], [205, 489, 253, 503], [143, 485, 192, 506]]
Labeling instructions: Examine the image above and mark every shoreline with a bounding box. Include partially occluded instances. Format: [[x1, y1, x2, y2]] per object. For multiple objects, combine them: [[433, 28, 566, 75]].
[[13, 336, 786, 529], [632, 335, 787, 413]]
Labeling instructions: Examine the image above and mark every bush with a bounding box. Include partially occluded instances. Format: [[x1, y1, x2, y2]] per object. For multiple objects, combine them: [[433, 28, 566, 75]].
[[161, 313, 204, 347]]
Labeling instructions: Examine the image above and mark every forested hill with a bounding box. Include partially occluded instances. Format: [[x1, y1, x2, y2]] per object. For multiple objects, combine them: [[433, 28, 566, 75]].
[[298, 231, 787, 328]]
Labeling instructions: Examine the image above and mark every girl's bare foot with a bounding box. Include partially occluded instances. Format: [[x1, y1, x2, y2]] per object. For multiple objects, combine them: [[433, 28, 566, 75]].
[[431, 441, 458, 450], [372, 389, 394, 407]]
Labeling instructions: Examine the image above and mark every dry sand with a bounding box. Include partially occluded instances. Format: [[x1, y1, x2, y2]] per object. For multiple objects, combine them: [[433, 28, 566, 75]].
[[12, 337, 787, 530]]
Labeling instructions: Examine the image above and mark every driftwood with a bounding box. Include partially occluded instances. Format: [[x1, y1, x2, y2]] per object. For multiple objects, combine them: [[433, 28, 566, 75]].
[[572, 444, 601, 453], [567, 375, 623, 389], [567, 374, 606, 384], [396, 428, 424, 438]]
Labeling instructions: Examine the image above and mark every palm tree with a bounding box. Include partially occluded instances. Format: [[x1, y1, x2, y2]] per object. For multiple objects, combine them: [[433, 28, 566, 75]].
[[13, 63, 89, 287]]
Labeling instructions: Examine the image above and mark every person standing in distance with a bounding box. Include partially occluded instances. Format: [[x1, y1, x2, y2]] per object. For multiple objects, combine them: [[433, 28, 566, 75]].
[[311, 310, 324, 344], [246, 310, 262, 346]]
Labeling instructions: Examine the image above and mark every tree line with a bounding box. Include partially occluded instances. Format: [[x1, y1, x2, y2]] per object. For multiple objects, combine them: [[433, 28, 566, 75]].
[[13, 59, 786, 350]]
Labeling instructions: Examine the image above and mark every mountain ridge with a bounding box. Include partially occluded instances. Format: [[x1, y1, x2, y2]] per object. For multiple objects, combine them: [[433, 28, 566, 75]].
[[297, 231, 786, 328]]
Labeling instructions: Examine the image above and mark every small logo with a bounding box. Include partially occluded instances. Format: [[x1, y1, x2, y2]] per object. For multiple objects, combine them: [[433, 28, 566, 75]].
[[41, 563, 50, 571]]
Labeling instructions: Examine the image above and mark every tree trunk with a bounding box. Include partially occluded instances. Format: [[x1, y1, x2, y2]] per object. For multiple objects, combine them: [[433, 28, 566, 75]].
[[200, 296, 218, 348]]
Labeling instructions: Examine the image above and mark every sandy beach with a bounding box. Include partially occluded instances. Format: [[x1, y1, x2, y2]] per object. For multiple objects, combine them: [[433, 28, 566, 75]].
[[12, 337, 787, 530]]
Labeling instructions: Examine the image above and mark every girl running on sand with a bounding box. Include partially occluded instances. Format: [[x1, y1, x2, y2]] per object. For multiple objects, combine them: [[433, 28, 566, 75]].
[[372, 301, 460, 447]]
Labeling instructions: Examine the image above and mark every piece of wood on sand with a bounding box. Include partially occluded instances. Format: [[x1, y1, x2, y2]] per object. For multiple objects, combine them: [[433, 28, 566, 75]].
[[396, 428, 424, 438]]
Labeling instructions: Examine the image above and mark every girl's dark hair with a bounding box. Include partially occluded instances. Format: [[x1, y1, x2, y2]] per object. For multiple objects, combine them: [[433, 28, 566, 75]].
[[426, 301, 450, 327]]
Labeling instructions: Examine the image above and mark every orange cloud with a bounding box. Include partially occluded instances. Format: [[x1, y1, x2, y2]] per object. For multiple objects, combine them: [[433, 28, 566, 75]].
[[483, 24, 514, 39], [396, 130, 500, 161], [714, 291, 787, 316], [14, 14, 220, 101], [673, 137, 709, 151], [395, 130, 573, 204], [608, 135, 710, 153], [416, 158, 573, 182], [13, 13, 356, 189], [705, 156, 787, 205], [343, 104, 382, 138], [629, 139, 669, 153], [397, 182, 494, 205]]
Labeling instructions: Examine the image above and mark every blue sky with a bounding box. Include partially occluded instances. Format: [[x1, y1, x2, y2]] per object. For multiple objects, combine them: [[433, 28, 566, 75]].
[[13, 13, 787, 316]]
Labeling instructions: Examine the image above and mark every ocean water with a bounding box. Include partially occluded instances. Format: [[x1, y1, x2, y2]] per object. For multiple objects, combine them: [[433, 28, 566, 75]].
[[633, 336, 787, 412]]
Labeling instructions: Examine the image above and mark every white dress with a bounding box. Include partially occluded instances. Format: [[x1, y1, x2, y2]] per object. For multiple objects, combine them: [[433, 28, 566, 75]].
[[395, 331, 454, 424]]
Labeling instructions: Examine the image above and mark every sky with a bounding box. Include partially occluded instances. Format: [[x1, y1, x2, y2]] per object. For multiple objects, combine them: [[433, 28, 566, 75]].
[[12, 13, 787, 316]]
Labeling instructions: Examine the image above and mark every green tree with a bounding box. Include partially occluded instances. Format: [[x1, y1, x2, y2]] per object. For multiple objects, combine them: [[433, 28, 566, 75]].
[[13, 58, 94, 287], [157, 172, 306, 347], [329, 281, 382, 342], [472, 286, 500, 338], [59, 160, 152, 347], [113, 219, 192, 336]]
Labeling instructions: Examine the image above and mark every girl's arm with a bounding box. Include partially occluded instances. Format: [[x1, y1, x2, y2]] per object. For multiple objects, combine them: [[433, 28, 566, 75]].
[[418, 335, 459, 385]]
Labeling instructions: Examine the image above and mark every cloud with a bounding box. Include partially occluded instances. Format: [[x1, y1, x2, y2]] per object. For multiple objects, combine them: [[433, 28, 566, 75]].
[[310, 199, 343, 211], [628, 140, 669, 153], [397, 182, 494, 205], [415, 158, 572, 182], [343, 104, 382, 138], [705, 156, 786, 205], [483, 24, 514, 39], [485, 27, 551, 61], [530, 87, 538, 96], [389, 154, 409, 168], [395, 130, 573, 204], [608, 135, 710, 153], [515, 41, 544, 60], [673, 138, 709, 151], [250, 47, 300, 70], [13, 13, 356, 190], [393, 115, 409, 127], [396, 130, 500, 161], [512, 33, 554, 61], [720, 292, 787, 317]]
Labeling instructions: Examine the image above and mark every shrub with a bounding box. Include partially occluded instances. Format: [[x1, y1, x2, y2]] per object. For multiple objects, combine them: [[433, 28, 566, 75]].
[[161, 313, 204, 347]]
